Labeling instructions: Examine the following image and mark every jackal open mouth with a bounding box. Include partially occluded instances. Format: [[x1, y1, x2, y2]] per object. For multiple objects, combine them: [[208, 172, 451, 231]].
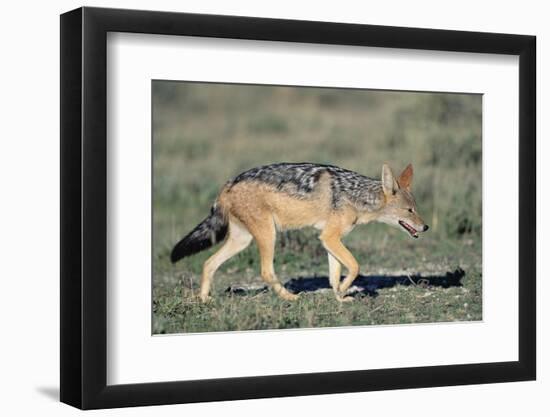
[[399, 220, 418, 238]]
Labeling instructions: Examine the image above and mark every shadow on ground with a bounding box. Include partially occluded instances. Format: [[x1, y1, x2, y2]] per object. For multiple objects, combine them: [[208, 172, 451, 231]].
[[35, 386, 59, 401], [226, 268, 465, 298]]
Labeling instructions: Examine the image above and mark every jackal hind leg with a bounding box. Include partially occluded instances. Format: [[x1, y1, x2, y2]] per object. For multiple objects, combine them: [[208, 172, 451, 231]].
[[248, 217, 298, 301], [200, 220, 252, 303], [321, 232, 359, 302]]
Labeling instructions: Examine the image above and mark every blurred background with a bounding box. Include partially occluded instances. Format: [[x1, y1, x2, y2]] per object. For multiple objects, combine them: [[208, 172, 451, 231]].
[[152, 81, 482, 333]]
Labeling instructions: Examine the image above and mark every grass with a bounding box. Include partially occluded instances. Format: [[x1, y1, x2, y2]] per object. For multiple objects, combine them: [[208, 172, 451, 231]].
[[152, 81, 482, 334]]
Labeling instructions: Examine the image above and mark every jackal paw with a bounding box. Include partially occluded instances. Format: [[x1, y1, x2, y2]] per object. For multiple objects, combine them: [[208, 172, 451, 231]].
[[335, 294, 355, 303], [279, 290, 299, 301], [199, 294, 212, 304]]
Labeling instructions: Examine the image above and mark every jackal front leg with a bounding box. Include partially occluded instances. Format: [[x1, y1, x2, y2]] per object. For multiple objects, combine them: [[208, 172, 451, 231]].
[[321, 231, 359, 301], [327, 252, 351, 302]]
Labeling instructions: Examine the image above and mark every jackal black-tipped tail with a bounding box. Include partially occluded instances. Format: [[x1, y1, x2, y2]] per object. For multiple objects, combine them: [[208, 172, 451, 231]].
[[170, 204, 228, 263]]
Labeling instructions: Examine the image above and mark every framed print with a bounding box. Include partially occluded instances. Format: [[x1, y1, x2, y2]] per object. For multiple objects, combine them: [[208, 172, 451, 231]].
[[60, 6, 536, 410]]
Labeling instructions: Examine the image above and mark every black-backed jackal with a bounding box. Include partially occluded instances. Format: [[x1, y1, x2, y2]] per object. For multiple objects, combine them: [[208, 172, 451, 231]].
[[171, 163, 428, 302]]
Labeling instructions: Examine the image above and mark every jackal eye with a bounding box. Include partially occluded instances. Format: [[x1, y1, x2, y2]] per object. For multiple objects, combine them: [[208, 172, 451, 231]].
[[408, 208, 414, 213]]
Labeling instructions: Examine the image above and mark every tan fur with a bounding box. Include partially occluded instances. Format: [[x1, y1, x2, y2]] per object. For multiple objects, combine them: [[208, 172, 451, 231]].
[[219, 171, 333, 231], [199, 164, 427, 303]]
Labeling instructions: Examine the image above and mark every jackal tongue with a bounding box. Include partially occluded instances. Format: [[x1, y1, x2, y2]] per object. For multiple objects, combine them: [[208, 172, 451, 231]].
[[399, 220, 418, 238]]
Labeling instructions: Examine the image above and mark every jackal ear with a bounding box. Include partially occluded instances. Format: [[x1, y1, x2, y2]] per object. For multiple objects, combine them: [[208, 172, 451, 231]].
[[381, 164, 399, 196], [398, 163, 413, 191]]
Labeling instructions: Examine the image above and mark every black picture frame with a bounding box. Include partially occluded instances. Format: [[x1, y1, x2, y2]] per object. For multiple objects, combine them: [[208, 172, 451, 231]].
[[60, 6, 536, 410]]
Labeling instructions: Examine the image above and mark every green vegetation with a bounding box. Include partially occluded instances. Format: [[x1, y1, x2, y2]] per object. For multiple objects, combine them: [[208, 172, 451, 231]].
[[152, 82, 482, 334]]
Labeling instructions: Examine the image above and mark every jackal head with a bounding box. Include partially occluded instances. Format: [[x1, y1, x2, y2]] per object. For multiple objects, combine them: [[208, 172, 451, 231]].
[[376, 163, 429, 239]]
